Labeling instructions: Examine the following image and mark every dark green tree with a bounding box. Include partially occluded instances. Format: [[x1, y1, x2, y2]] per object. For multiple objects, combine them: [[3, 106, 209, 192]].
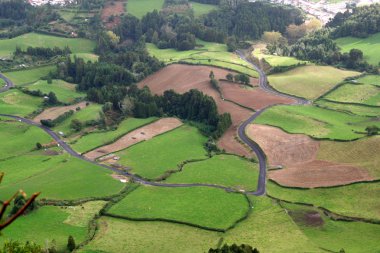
[[67, 235, 75, 252]]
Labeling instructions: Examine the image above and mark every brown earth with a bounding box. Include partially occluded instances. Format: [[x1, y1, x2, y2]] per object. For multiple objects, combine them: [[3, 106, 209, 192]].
[[289, 210, 324, 227], [33, 102, 88, 123], [247, 124, 374, 188], [138, 64, 296, 156], [220, 81, 295, 110], [101, 1, 125, 29], [84, 118, 183, 160]]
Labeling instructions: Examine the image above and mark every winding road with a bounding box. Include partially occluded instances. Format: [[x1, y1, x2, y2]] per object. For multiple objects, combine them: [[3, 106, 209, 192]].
[[0, 55, 309, 196]]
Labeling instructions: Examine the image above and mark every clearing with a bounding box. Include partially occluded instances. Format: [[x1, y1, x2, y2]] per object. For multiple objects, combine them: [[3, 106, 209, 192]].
[[33, 101, 89, 123]]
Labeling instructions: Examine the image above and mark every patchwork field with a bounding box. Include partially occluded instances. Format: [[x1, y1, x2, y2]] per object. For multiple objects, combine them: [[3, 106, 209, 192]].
[[0, 119, 52, 160], [252, 43, 307, 67], [315, 99, 380, 117], [33, 101, 89, 122], [85, 118, 183, 161], [357, 74, 380, 87], [114, 124, 208, 179], [26, 79, 85, 104], [166, 154, 259, 191], [126, 0, 164, 18], [248, 124, 373, 188], [282, 202, 380, 253], [0, 89, 42, 116], [335, 32, 380, 66], [4, 65, 56, 86], [323, 83, 380, 106], [107, 186, 250, 230], [72, 117, 157, 154], [0, 153, 124, 200], [0, 32, 95, 58], [146, 41, 259, 77], [268, 65, 360, 100], [267, 180, 380, 221], [254, 105, 380, 140], [0, 202, 106, 251], [52, 103, 102, 136]]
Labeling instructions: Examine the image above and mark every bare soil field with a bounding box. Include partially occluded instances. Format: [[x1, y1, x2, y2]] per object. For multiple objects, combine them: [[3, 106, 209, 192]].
[[138, 64, 295, 156], [101, 1, 125, 29], [220, 81, 295, 110], [33, 102, 88, 122], [247, 124, 373, 188], [84, 118, 183, 160]]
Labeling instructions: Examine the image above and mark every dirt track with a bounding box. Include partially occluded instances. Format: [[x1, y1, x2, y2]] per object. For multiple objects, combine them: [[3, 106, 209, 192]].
[[138, 64, 296, 157], [33, 102, 88, 122], [247, 124, 374, 188], [84, 118, 183, 160]]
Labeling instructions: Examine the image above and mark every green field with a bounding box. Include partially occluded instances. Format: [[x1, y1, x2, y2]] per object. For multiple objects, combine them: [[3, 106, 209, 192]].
[[315, 99, 380, 117], [52, 104, 102, 136], [72, 117, 157, 154], [268, 65, 360, 100], [0, 32, 95, 58], [146, 41, 258, 77], [282, 202, 380, 253], [0, 153, 123, 200], [252, 47, 306, 67], [107, 186, 249, 230], [190, 1, 218, 17], [71, 53, 99, 62], [115, 125, 208, 179], [267, 181, 380, 221], [80, 217, 221, 253], [166, 155, 259, 191], [255, 105, 380, 140], [126, 0, 164, 18], [318, 136, 380, 178], [356, 74, 380, 87], [224, 197, 319, 252], [0, 119, 52, 160], [0, 202, 105, 251], [4, 65, 56, 86], [0, 89, 42, 116], [324, 83, 380, 106], [335, 32, 380, 66], [26, 79, 85, 104]]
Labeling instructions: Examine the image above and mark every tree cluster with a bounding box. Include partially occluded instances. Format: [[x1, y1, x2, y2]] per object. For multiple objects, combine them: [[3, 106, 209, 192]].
[[14, 46, 71, 59], [209, 243, 259, 253], [328, 4, 380, 38]]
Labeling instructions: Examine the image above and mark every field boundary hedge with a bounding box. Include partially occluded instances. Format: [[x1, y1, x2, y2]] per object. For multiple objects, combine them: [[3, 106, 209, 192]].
[[267, 194, 380, 225]]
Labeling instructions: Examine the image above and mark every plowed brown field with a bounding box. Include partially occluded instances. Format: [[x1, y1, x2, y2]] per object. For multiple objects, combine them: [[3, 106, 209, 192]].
[[33, 101, 88, 122], [247, 124, 374, 188]]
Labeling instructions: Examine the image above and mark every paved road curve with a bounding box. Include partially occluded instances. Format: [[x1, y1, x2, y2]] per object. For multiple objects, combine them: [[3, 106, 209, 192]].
[[0, 55, 309, 196]]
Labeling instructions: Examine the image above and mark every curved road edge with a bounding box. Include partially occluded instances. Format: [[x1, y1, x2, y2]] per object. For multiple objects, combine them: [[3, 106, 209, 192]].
[[0, 72, 14, 93]]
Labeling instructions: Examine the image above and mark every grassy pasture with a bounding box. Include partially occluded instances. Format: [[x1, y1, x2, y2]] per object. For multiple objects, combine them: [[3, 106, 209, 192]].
[[166, 155, 259, 191], [356, 74, 380, 87], [267, 181, 380, 221], [0, 201, 106, 251], [252, 44, 306, 67], [268, 65, 360, 100], [224, 197, 319, 252], [115, 125, 208, 179], [146, 41, 259, 77], [71, 53, 99, 62], [0, 89, 42, 116], [324, 83, 380, 106], [0, 32, 95, 58], [0, 119, 52, 160], [4, 65, 55, 86], [282, 202, 380, 253], [0, 153, 123, 200], [52, 104, 102, 136], [26, 79, 85, 104], [126, 0, 164, 18], [318, 136, 380, 178], [315, 100, 380, 117], [335, 32, 380, 66], [80, 217, 221, 253], [72, 117, 157, 154], [190, 1, 218, 17], [108, 186, 249, 230], [255, 105, 380, 140]]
